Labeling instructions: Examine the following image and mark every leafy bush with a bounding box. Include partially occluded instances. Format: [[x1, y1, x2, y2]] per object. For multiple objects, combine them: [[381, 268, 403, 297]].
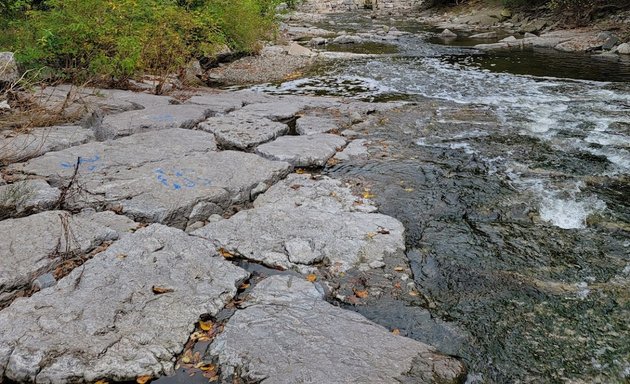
[[1, 0, 280, 82]]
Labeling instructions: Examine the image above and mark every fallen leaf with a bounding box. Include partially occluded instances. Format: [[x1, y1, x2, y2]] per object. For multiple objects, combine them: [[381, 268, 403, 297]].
[[366, 232, 376, 240], [152, 286, 174, 295], [354, 289, 369, 298], [116, 253, 127, 260], [408, 290, 419, 297], [306, 274, 317, 282], [199, 320, 214, 331], [377, 228, 390, 235], [295, 168, 306, 174], [362, 191, 375, 199], [394, 267, 404, 272], [404, 187, 415, 192], [392, 329, 400, 336], [136, 375, 152, 384], [290, 184, 301, 190], [95, 380, 109, 384], [197, 362, 216, 372], [218, 248, 235, 259], [239, 282, 250, 290]]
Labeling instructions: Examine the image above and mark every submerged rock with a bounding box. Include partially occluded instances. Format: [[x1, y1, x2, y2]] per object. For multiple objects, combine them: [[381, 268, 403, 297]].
[[0, 224, 248, 383], [256, 134, 346, 167], [208, 275, 466, 383], [0, 210, 137, 307]]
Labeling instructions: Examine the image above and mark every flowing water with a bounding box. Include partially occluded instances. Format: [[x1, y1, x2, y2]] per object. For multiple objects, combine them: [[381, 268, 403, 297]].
[[254, 13, 630, 383]]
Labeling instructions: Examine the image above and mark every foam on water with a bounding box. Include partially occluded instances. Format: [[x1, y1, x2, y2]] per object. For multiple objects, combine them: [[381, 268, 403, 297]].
[[539, 193, 607, 229]]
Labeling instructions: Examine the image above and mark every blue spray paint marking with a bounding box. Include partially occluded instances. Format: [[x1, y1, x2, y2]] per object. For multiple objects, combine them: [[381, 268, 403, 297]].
[[154, 168, 211, 191], [60, 155, 101, 172]]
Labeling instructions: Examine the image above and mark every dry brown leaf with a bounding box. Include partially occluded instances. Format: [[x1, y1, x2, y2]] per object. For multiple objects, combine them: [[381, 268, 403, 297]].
[[151, 286, 174, 295], [354, 289, 369, 298], [197, 362, 217, 372], [306, 274, 317, 282], [394, 267, 404, 272], [239, 282, 251, 290], [95, 380, 109, 384], [392, 329, 401, 336], [362, 191, 375, 199], [295, 168, 306, 174], [199, 320, 214, 331], [218, 248, 235, 259], [136, 375, 152, 384]]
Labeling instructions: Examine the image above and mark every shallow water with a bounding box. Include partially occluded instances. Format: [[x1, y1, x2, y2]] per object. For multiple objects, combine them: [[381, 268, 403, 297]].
[[255, 13, 630, 383]]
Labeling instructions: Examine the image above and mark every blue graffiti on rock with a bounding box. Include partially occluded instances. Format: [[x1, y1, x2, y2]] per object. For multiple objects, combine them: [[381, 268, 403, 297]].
[[154, 168, 212, 190], [60, 155, 101, 172]]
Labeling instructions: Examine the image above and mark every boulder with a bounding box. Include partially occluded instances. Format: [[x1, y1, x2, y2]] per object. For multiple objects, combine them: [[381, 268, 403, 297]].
[[198, 114, 289, 150], [193, 174, 403, 273], [602, 35, 620, 50], [287, 42, 317, 57], [617, 43, 630, 55], [309, 37, 328, 46], [207, 275, 467, 384], [0, 52, 19, 84], [0, 210, 137, 307], [0, 125, 94, 163], [555, 38, 602, 53], [256, 134, 346, 167], [296, 115, 339, 135], [332, 35, 363, 44], [500, 36, 517, 42], [0, 224, 248, 383], [439, 29, 458, 38]]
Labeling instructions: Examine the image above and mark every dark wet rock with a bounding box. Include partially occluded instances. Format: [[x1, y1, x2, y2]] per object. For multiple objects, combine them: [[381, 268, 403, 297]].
[[0, 210, 137, 307], [296, 115, 339, 135], [0, 126, 94, 163], [8, 129, 291, 228], [198, 114, 288, 150], [0, 224, 248, 383], [207, 275, 466, 384], [194, 173, 402, 273], [96, 104, 213, 140], [0, 180, 60, 219], [256, 134, 346, 167]]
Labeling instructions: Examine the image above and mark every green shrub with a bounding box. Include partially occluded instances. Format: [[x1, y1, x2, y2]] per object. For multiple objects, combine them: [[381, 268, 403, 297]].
[[1, 0, 280, 82]]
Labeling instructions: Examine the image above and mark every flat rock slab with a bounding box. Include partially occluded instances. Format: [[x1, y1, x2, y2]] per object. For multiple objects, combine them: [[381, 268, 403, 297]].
[[256, 134, 346, 167], [296, 115, 339, 135], [96, 104, 212, 140], [194, 174, 403, 273], [334, 139, 369, 161], [0, 126, 94, 163], [0, 210, 137, 307], [0, 179, 60, 219], [198, 114, 288, 150], [0, 224, 249, 383], [208, 275, 466, 384]]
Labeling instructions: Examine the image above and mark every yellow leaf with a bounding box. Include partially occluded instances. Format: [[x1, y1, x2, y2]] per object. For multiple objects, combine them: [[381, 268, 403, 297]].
[[354, 289, 369, 298], [404, 187, 415, 192], [295, 168, 306, 174], [394, 267, 404, 272], [239, 282, 250, 290], [136, 375, 152, 384], [306, 274, 317, 282], [362, 191, 375, 199], [199, 320, 214, 331], [116, 253, 127, 260], [95, 380, 109, 384], [218, 248, 234, 259], [196, 362, 216, 371], [392, 329, 400, 336], [181, 356, 191, 364]]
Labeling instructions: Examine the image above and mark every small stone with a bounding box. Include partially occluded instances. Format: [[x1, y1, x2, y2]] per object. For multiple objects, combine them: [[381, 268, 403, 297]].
[[439, 29, 458, 38], [32, 273, 56, 290], [617, 43, 630, 55]]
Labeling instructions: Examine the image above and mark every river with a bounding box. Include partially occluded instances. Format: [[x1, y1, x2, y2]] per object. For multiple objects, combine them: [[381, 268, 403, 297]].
[[252, 13, 630, 383]]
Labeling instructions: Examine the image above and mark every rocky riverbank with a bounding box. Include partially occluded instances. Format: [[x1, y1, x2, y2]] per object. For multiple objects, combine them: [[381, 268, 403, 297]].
[[0, 82, 467, 383]]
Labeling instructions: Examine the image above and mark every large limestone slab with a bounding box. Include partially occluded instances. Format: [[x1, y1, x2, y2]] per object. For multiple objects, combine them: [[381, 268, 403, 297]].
[[0, 125, 94, 163], [194, 174, 403, 273], [9, 131, 291, 227], [0, 224, 249, 383], [333, 138, 369, 161], [0, 179, 60, 219], [296, 115, 339, 135], [96, 104, 213, 140], [198, 114, 288, 150], [208, 275, 466, 384], [0, 210, 137, 307], [256, 134, 346, 167]]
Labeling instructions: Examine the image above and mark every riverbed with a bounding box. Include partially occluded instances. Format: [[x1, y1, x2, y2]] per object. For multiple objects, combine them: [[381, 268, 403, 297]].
[[253, 13, 630, 383]]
